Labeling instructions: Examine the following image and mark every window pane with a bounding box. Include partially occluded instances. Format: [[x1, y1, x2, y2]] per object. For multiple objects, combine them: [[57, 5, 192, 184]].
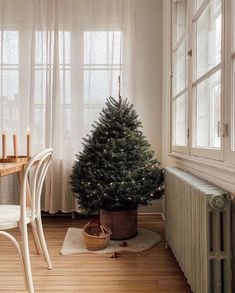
[[84, 107, 102, 135], [173, 93, 187, 146], [35, 31, 54, 65], [63, 107, 72, 138], [2, 70, 19, 100], [173, 0, 187, 44], [0, 31, 18, 64], [84, 31, 122, 65], [232, 60, 235, 151], [233, 0, 235, 53], [34, 31, 72, 152], [59, 32, 71, 65], [83, 30, 122, 139], [232, 1, 235, 151], [35, 31, 70, 65], [0, 30, 19, 148], [195, 70, 221, 148], [60, 70, 71, 104], [84, 70, 120, 104], [34, 70, 46, 105], [196, 0, 221, 79], [33, 107, 45, 150], [173, 39, 187, 95]]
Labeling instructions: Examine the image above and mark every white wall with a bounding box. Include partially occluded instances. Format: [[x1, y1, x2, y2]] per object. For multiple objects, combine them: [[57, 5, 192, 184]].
[[134, 0, 163, 213]]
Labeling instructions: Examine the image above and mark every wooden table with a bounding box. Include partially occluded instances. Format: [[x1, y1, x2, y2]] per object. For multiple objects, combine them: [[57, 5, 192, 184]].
[[0, 161, 43, 254], [0, 162, 26, 177], [0, 162, 30, 205]]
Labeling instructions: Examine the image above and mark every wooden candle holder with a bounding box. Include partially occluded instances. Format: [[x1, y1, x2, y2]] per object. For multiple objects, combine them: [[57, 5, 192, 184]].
[[0, 156, 30, 163]]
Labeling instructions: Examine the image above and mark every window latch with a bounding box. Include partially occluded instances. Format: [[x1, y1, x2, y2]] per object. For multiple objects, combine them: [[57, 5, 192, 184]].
[[217, 121, 228, 137], [187, 49, 192, 57], [221, 123, 229, 137]]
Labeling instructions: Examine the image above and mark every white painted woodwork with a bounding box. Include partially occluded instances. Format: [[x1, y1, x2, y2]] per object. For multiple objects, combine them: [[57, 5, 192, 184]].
[[165, 167, 232, 293]]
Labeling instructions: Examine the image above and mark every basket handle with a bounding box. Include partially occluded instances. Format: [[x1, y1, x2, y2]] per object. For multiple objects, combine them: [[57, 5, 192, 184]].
[[89, 219, 101, 225], [100, 225, 112, 236], [83, 219, 112, 236], [83, 219, 100, 231]]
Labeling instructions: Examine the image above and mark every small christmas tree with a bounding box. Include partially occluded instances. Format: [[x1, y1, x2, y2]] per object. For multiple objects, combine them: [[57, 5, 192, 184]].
[[71, 97, 164, 214]]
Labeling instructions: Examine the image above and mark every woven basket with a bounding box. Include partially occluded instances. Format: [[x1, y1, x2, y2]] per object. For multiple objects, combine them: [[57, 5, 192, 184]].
[[82, 220, 112, 251]]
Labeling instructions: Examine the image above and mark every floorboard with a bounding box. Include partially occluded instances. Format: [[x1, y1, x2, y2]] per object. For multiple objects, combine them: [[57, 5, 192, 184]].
[[0, 214, 193, 292]]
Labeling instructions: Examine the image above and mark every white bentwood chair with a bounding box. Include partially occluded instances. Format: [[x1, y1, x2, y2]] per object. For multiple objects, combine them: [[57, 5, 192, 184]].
[[0, 148, 54, 293]]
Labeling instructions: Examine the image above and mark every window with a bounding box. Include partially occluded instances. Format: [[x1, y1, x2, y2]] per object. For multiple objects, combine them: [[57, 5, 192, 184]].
[[232, 0, 235, 151], [171, 0, 188, 151], [35, 31, 71, 149], [191, 0, 222, 160], [83, 31, 122, 135], [171, 0, 229, 161], [0, 31, 19, 128], [0, 28, 123, 156], [33, 29, 122, 150]]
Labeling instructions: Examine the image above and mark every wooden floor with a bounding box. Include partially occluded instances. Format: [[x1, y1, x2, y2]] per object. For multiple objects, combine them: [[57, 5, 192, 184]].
[[0, 214, 193, 293]]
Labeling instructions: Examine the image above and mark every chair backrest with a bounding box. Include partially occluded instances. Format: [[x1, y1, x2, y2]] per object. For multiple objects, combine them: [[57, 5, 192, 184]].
[[20, 149, 53, 222]]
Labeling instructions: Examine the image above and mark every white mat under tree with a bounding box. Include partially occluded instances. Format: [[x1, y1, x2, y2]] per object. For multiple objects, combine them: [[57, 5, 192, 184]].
[[60, 227, 162, 255]]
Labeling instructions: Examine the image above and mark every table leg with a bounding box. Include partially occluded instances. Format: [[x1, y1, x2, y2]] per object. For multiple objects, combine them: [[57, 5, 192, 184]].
[[17, 171, 43, 255]]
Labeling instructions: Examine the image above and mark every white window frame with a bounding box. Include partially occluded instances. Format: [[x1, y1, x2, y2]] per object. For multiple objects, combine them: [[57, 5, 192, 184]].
[[226, 0, 235, 165], [170, 0, 235, 165], [232, 56, 235, 156], [171, 0, 189, 155], [190, 0, 224, 161]]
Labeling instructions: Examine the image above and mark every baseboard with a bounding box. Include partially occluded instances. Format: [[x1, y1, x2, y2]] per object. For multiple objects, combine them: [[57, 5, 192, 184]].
[[138, 212, 163, 215], [41, 211, 165, 219]]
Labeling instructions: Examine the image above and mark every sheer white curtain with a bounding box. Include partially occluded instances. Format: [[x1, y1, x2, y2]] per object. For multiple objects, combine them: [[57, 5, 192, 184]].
[[0, 0, 135, 212]]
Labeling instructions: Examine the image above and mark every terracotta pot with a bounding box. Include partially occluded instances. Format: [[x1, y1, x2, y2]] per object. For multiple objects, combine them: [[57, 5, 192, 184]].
[[100, 208, 137, 240]]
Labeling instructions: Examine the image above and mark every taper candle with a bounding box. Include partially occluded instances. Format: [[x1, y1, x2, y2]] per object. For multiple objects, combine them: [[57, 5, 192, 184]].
[[27, 127, 31, 158], [13, 133, 18, 157], [2, 132, 7, 159]]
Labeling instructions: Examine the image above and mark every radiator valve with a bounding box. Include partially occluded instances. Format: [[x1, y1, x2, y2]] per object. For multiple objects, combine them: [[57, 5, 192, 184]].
[[209, 195, 226, 210]]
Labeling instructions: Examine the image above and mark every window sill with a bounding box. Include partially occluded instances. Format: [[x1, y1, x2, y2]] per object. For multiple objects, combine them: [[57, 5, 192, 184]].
[[168, 152, 235, 176]]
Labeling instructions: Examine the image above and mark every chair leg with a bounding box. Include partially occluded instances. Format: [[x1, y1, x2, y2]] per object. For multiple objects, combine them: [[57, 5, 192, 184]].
[[31, 222, 43, 255], [0, 231, 27, 289], [21, 224, 34, 293], [36, 216, 52, 269]]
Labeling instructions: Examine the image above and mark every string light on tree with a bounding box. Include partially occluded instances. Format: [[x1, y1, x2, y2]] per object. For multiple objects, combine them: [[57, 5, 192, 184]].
[[71, 96, 164, 214]]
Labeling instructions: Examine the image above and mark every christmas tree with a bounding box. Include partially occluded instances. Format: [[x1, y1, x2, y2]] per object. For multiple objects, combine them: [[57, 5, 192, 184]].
[[71, 97, 164, 214]]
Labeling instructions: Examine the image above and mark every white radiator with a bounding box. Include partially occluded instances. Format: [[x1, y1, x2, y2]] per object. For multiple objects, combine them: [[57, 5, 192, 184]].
[[165, 168, 232, 293]]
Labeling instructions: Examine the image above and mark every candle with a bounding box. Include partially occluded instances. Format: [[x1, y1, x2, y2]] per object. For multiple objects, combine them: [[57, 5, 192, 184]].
[[27, 127, 31, 158], [13, 133, 18, 157], [2, 132, 7, 159]]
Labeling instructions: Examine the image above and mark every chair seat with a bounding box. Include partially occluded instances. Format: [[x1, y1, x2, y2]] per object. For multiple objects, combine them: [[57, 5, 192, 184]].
[[0, 205, 31, 230]]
